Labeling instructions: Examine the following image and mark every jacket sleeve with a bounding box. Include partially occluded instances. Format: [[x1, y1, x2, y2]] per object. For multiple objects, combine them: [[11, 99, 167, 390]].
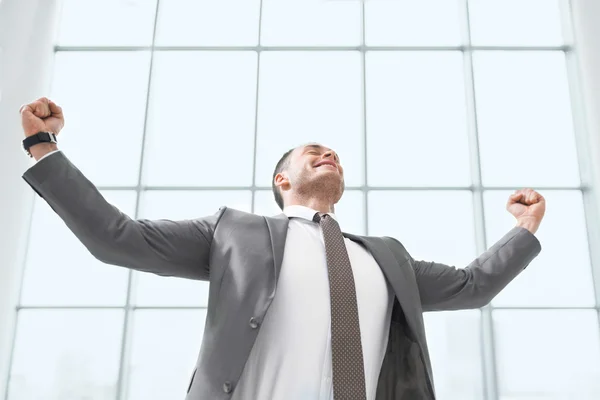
[[389, 227, 542, 311], [22, 151, 224, 281]]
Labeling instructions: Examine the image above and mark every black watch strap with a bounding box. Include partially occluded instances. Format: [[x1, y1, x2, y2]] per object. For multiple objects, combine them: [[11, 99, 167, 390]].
[[23, 132, 58, 158]]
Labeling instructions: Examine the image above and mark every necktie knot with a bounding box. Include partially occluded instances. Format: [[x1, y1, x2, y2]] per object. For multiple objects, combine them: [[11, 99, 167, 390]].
[[313, 212, 328, 223]]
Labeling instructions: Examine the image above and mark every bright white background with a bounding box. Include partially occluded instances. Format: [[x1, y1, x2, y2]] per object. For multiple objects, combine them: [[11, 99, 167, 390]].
[[2, 1, 600, 399]]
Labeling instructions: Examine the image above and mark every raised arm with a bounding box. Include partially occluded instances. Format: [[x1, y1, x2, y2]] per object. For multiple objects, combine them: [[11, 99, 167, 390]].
[[388, 189, 545, 312], [410, 226, 541, 311], [20, 98, 222, 281]]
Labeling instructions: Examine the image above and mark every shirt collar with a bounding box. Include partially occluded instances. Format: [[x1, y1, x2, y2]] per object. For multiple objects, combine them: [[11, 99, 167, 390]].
[[283, 205, 337, 222]]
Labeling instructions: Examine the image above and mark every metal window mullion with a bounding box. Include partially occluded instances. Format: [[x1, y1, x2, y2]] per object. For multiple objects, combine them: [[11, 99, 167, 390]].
[[460, 1, 499, 400], [53, 45, 571, 53], [14, 304, 598, 311], [114, 1, 163, 399], [250, 0, 264, 214], [361, 0, 369, 235], [92, 184, 587, 192]]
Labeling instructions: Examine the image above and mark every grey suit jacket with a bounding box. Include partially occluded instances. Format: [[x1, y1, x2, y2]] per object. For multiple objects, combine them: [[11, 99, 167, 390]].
[[23, 152, 542, 400]]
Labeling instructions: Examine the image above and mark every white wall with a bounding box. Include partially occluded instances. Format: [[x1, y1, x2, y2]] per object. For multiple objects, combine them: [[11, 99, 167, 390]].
[[0, 0, 60, 396], [571, 0, 600, 303], [572, 0, 600, 187]]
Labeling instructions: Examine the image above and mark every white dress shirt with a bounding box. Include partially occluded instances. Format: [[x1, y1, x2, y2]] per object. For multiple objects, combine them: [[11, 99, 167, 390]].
[[234, 205, 394, 400], [35, 149, 60, 162]]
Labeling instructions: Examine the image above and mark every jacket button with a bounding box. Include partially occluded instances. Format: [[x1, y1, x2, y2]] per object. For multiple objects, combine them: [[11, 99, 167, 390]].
[[249, 317, 260, 329], [223, 381, 233, 393]]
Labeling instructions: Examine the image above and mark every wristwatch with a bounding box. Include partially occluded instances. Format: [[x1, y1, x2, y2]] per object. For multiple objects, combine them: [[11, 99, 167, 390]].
[[23, 131, 58, 158]]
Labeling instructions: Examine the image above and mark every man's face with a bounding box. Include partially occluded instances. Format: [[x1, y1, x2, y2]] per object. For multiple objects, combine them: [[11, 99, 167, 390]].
[[276, 143, 345, 202]]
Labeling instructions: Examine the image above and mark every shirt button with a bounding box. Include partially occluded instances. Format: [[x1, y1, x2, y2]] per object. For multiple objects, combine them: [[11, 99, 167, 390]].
[[249, 317, 260, 329], [223, 381, 233, 393]]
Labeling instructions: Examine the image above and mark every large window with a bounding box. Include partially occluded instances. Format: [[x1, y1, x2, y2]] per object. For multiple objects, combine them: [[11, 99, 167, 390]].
[[5, 1, 600, 399]]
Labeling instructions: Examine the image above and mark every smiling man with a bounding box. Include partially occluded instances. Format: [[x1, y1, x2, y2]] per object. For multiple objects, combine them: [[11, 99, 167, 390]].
[[19, 97, 544, 400]]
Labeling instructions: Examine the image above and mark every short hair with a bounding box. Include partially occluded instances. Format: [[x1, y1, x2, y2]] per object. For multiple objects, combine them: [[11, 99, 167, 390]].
[[272, 147, 295, 210]]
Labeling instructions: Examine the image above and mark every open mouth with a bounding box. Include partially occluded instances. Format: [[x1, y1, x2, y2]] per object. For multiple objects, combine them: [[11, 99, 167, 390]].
[[316, 164, 337, 170], [314, 161, 338, 171]]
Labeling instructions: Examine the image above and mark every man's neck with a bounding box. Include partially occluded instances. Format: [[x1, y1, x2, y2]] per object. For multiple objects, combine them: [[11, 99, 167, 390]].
[[285, 198, 335, 214]]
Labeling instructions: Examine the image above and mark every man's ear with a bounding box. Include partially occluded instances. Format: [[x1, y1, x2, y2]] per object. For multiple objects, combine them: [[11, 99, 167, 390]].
[[274, 172, 290, 190]]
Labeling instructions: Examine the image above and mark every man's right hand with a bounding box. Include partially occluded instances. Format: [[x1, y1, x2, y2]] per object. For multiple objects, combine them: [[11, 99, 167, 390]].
[[20, 97, 64, 160]]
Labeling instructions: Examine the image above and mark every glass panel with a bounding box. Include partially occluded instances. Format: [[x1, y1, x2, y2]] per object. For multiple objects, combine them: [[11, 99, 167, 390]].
[[254, 190, 365, 235], [8, 310, 124, 400], [366, 51, 471, 186], [134, 191, 251, 306], [473, 51, 580, 187], [368, 191, 476, 267], [255, 51, 363, 186], [56, 0, 157, 46], [334, 190, 365, 236], [126, 310, 207, 400], [143, 51, 257, 187], [494, 310, 600, 399], [260, 0, 361, 46], [365, 0, 462, 46], [20, 191, 136, 306], [469, 0, 564, 46], [485, 190, 595, 307], [424, 310, 484, 400], [51, 52, 151, 186], [253, 190, 282, 216], [155, 0, 261, 46]]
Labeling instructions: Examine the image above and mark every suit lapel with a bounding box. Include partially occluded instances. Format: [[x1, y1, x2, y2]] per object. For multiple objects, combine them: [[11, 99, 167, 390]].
[[344, 233, 426, 342], [264, 213, 289, 284], [262, 218, 432, 392], [263, 216, 425, 345]]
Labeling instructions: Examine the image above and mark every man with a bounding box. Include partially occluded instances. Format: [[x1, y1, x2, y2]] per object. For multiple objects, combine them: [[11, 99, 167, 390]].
[[19, 97, 544, 400]]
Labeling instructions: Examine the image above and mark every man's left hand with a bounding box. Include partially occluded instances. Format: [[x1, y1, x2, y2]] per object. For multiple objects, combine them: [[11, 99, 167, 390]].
[[507, 188, 546, 235]]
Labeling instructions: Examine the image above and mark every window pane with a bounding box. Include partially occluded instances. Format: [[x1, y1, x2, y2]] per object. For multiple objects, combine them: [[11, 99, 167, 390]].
[[256, 52, 363, 186], [366, 52, 471, 186], [485, 190, 595, 307], [368, 191, 476, 266], [254, 190, 365, 235], [474, 52, 580, 187], [155, 0, 260, 46], [143, 52, 257, 187], [494, 310, 600, 399], [469, 0, 564, 46], [138, 191, 252, 219], [261, 0, 361, 46], [365, 0, 462, 46], [134, 191, 251, 306], [51, 52, 151, 186], [253, 190, 282, 217], [334, 190, 365, 235], [424, 310, 484, 400], [20, 191, 136, 306], [126, 310, 207, 400], [56, 0, 157, 46], [8, 310, 124, 400]]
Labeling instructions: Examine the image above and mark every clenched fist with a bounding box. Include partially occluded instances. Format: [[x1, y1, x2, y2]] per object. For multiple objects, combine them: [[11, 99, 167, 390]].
[[20, 97, 64, 160], [507, 188, 546, 235], [20, 97, 64, 137]]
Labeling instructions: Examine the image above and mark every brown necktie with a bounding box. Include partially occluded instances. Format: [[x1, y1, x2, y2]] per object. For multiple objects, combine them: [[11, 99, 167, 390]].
[[314, 212, 367, 400]]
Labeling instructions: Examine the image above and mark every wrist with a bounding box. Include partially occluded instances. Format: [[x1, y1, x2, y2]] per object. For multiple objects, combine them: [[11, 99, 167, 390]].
[[516, 218, 540, 235], [29, 142, 58, 161]]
